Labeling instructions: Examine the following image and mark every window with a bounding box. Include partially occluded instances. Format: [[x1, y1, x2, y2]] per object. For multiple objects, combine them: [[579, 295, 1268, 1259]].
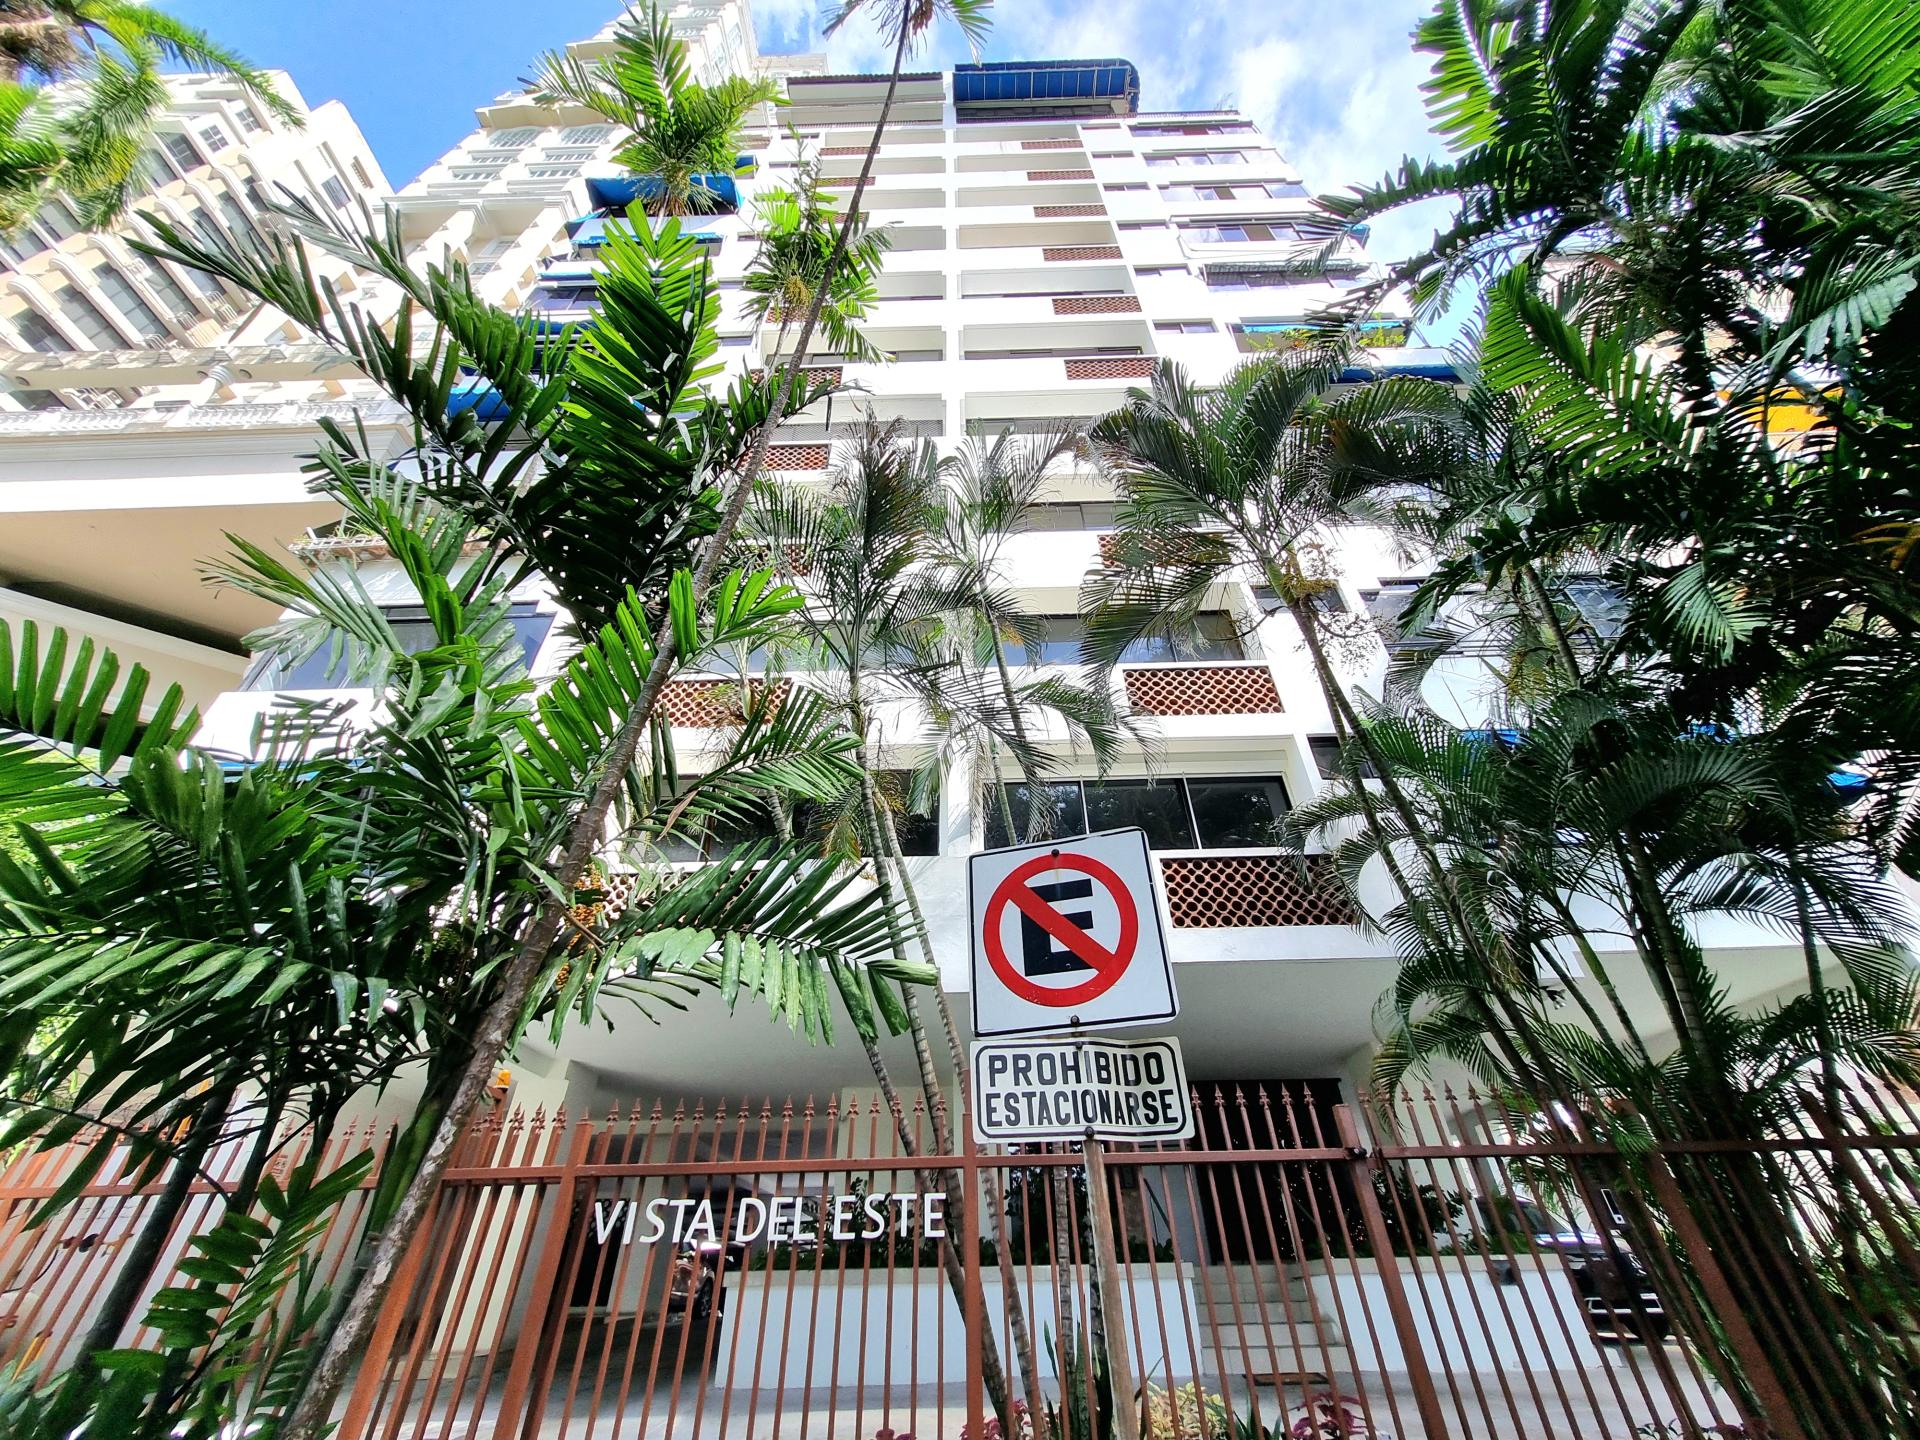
[[528, 282, 599, 312], [235, 106, 263, 134], [248, 603, 553, 691], [198, 124, 231, 154], [1188, 222, 1295, 243], [526, 165, 582, 178], [1207, 269, 1304, 291], [161, 132, 202, 172], [1020, 501, 1119, 531], [92, 265, 166, 337], [560, 125, 613, 144], [1102, 182, 1147, 192], [1134, 264, 1187, 276], [1090, 151, 1132, 158], [984, 776, 1288, 851], [1118, 220, 1167, 230], [1117, 611, 1243, 662], [35, 199, 81, 240], [11, 308, 66, 353], [1145, 151, 1246, 168], [542, 149, 597, 162], [351, 158, 372, 188], [462, 152, 513, 168], [1252, 583, 1345, 615], [489, 128, 538, 147], [448, 169, 498, 182], [1187, 778, 1289, 847], [663, 770, 938, 861], [1153, 320, 1214, 334], [1309, 736, 1375, 781], [55, 286, 127, 347], [321, 176, 351, 207], [139, 260, 196, 316]]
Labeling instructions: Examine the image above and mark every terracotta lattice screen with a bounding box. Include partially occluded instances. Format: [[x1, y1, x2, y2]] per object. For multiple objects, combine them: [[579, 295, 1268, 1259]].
[[1159, 853, 1354, 926], [1042, 244, 1123, 261], [1122, 664, 1284, 715], [1064, 356, 1154, 380], [1052, 294, 1139, 313]]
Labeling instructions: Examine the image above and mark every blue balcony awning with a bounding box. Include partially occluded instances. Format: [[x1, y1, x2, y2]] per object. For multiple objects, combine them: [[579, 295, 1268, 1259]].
[[953, 59, 1140, 114], [448, 377, 511, 421], [585, 171, 742, 213]]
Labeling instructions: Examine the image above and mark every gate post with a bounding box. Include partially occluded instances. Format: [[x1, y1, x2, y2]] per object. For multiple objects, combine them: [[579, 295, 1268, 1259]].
[[962, 1105, 987, 1440], [494, 1114, 592, 1440], [1333, 1105, 1450, 1440]]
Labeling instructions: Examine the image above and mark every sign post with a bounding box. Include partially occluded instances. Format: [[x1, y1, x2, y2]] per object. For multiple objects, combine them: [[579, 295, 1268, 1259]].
[[968, 830, 1181, 1440]]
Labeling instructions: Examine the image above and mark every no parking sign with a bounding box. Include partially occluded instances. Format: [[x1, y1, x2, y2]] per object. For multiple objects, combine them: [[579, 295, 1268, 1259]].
[[967, 828, 1177, 1038]]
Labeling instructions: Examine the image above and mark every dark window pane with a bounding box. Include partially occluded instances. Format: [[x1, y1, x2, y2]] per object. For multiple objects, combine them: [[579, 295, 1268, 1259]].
[[1309, 737, 1342, 779], [1119, 611, 1243, 662], [985, 782, 1085, 849], [1083, 779, 1196, 850], [1188, 777, 1288, 848], [1007, 615, 1081, 666]]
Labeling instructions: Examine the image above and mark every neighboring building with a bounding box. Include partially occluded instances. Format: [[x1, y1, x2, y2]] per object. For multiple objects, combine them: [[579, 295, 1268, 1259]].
[[3, 0, 1831, 1105], [0, 69, 393, 709]]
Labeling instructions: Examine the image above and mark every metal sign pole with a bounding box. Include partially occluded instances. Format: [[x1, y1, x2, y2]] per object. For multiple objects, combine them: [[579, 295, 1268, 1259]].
[[1082, 1134, 1140, 1440]]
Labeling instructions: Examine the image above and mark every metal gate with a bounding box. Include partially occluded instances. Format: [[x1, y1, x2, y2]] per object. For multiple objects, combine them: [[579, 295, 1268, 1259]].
[[7, 1081, 1919, 1439], [336, 1086, 1763, 1440]]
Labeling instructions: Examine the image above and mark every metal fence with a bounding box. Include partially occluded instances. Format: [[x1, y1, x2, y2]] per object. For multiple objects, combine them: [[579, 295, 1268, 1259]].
[[4, 1081, 1919, 1440]]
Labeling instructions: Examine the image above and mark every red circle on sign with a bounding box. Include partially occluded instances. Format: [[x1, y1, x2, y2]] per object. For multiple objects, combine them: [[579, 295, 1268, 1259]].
[[983, 852, 1140, 1008]]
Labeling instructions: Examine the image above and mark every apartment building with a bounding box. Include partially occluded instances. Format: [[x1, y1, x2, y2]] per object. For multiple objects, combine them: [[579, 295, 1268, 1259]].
[[1, 0, 1821, 1111], [0, 70, 392, 705]]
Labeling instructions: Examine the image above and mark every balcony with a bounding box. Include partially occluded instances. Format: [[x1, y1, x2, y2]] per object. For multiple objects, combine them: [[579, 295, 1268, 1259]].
[[1120, 662, 1283, 715], [1042, 244, 1123, 262], [1051, 294, 1138, 314], [1159, 853, 1352, 927]]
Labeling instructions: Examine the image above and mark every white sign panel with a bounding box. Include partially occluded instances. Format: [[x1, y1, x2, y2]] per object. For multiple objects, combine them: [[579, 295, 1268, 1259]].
[[968, 827, 1177, 1038], [971, 1035, 1195, 1144]]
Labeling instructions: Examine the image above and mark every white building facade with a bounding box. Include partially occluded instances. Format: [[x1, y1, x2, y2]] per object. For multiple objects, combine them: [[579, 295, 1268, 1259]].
[[2, 0, 1827, 1109]]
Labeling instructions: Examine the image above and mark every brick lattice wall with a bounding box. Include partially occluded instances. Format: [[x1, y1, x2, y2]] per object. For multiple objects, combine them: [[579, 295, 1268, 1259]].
[[1035, 204, 1107, 218], [1122, 664, 1284, 715], [1065, 356, 1154, 380], [1027, 169, 1096, 182], [1043, 245, 1124, 262], [656, 678, 790, 727], [1052, 294, 1140, 313], [1021, 139, 1082, 150], [766, 443, 829, 470], [1160, 854, 1354, 927]]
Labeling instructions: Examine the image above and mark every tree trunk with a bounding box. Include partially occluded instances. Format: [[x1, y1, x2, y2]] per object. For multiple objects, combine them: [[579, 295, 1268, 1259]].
[[50, 1085, 235, 1428]]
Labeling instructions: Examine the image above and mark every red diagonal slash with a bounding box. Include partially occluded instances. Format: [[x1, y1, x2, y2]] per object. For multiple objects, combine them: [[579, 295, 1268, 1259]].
[[983, 851, 1139, 1008]]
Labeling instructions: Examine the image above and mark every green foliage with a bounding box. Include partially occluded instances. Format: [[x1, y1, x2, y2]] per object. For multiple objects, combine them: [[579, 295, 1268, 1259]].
[[527, 2, 777, 216]]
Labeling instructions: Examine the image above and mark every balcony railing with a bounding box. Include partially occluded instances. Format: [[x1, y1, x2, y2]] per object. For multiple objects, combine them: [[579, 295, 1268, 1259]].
[[1042, 245, 1123, 262], [1027, 168, 1095, 182], [1064, 355, 1153, 380], [1120, 662, 1284, 715], [1158, 851, 1353, 927], [1051, 293, 1138, 313]]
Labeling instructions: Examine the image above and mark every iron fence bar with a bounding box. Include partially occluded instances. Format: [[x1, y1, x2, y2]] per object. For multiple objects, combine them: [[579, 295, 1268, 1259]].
[[1333, 1103, 1453, 1440]]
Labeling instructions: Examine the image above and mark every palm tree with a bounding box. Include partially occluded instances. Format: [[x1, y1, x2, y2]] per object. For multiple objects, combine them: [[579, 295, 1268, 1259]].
[[132, 179, 911, 1437], [0, 452, 920, 1432], [0, 0, 296, 231], [740, 145, 893, 363], [527, 2, 775, 217]]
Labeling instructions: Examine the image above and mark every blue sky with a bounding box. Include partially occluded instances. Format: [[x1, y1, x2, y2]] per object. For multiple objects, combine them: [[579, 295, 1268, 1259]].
[[172, 0, 1455, 323]]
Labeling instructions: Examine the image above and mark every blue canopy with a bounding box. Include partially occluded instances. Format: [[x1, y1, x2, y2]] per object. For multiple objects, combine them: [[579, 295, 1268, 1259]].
[[448, 377, 511, 421], [585, 171, 742, 213], [953, 59, 1139, 112]]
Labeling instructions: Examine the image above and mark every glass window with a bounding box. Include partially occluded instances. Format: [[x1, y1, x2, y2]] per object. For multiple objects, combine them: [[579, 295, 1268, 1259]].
[[161, 132, 201, 172], [321, 176, 351, 207], [92, 265, 165, 337], [1005, 615, 1082, 666], [1187, 777, 1288, 848], [526, 165, 582, 179], [489, 128, 538, 147], [1154, 320, 1214, 334], [1118, 611, 1242, 662], [11, 308, 66, 353], [984, 782, 1086, 850], [216, 193, 251, 236], [235, 106, 263, 134], [251, 603, 552, 690], [55, 286, 127, 347], [351, 158, 372, 188], [198, 124, 231, 154], [1103, 182, 1147, 192], [1083, 779, 1196, 849], [139, 260, 196, 317], [560, 125, 613, 144], [1021, 502, 1118, 532]]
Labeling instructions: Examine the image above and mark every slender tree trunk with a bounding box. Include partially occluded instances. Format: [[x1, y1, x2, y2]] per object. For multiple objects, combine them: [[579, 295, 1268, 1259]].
[[872, 757, 1052, 1436], [51, 1085, 236, 1427]]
